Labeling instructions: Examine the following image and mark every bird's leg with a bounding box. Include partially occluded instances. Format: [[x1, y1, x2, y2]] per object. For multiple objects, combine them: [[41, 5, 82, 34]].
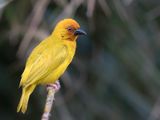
[[41, 81, 60, 120], [46, 81, 61, 91]]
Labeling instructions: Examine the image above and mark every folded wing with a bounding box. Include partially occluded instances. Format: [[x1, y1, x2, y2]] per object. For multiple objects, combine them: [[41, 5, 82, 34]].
[[19, 43, 68, 87]]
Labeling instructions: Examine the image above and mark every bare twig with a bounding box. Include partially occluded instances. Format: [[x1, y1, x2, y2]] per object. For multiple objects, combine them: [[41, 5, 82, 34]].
[[86, 0, 96, 18], [97, 0, 111, 16], [0, 0, 12, 9], [52, 0, 84, 27], [0, 0, 13, 19], [41, 81, 60, 120], [17, 0, 50, 59]]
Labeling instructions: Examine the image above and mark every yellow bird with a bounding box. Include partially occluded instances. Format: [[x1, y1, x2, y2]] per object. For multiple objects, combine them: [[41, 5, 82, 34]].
[[17, 18, 86, 113]]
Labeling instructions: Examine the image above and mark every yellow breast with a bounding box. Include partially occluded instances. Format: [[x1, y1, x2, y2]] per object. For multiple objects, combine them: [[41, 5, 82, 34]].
[[40, 40, 76, 84]]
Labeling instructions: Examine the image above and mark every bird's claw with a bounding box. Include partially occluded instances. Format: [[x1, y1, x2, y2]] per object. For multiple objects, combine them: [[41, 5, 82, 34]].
[[46, 81, 60, 92]]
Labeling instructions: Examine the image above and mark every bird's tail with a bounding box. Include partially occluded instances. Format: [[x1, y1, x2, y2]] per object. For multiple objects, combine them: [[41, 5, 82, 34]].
[[17, 85, 36, 113]]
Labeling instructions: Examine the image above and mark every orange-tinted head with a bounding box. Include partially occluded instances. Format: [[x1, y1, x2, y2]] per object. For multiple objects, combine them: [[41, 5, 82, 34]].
[[52, 18, 86, 41]]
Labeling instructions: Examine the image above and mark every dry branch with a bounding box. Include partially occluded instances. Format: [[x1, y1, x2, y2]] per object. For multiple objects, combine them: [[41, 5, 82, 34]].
[[41, 81, 60, 120]]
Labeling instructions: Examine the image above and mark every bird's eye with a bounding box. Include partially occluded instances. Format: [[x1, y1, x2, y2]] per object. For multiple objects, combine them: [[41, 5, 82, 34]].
[[67, 26, 74, 32], [68, 28, 72, 31]]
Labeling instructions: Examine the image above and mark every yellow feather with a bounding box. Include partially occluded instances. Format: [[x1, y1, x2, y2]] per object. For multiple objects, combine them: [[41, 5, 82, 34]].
[[17, 18, 85, 113], [17, 85, 36, 113]]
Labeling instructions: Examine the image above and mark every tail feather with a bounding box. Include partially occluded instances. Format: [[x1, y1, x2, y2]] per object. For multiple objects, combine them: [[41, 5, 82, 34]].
[[17, 85, 36, 113]]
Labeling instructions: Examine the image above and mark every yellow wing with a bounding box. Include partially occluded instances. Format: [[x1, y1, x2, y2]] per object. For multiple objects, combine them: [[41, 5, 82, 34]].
[[19, 39, 68, 87]]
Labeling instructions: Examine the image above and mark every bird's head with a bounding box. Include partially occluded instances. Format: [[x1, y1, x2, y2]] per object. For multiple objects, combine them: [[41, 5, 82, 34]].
[[52, 19, 86, 41]]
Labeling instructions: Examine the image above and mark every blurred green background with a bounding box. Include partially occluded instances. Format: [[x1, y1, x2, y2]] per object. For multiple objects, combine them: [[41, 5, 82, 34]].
[[1, 0, 160, 120]]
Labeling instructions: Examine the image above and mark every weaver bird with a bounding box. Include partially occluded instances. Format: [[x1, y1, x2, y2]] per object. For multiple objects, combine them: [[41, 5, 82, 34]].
[[17, 18, 86, 113]]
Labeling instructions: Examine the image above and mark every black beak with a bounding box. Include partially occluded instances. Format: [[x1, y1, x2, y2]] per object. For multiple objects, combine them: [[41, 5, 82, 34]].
[[74, 29, 87, 36]]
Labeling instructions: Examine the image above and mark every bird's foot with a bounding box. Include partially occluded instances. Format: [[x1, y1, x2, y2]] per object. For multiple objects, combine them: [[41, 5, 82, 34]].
[[46, 81, 60, 92]]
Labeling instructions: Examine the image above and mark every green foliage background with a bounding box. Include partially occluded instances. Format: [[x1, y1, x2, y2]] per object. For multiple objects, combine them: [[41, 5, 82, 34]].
[[0, 0, 160, 120]]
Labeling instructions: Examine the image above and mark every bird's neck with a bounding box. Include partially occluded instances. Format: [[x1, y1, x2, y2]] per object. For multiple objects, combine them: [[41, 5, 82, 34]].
[[50, 29, 77, 51], [63, 39, 77, 51]]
